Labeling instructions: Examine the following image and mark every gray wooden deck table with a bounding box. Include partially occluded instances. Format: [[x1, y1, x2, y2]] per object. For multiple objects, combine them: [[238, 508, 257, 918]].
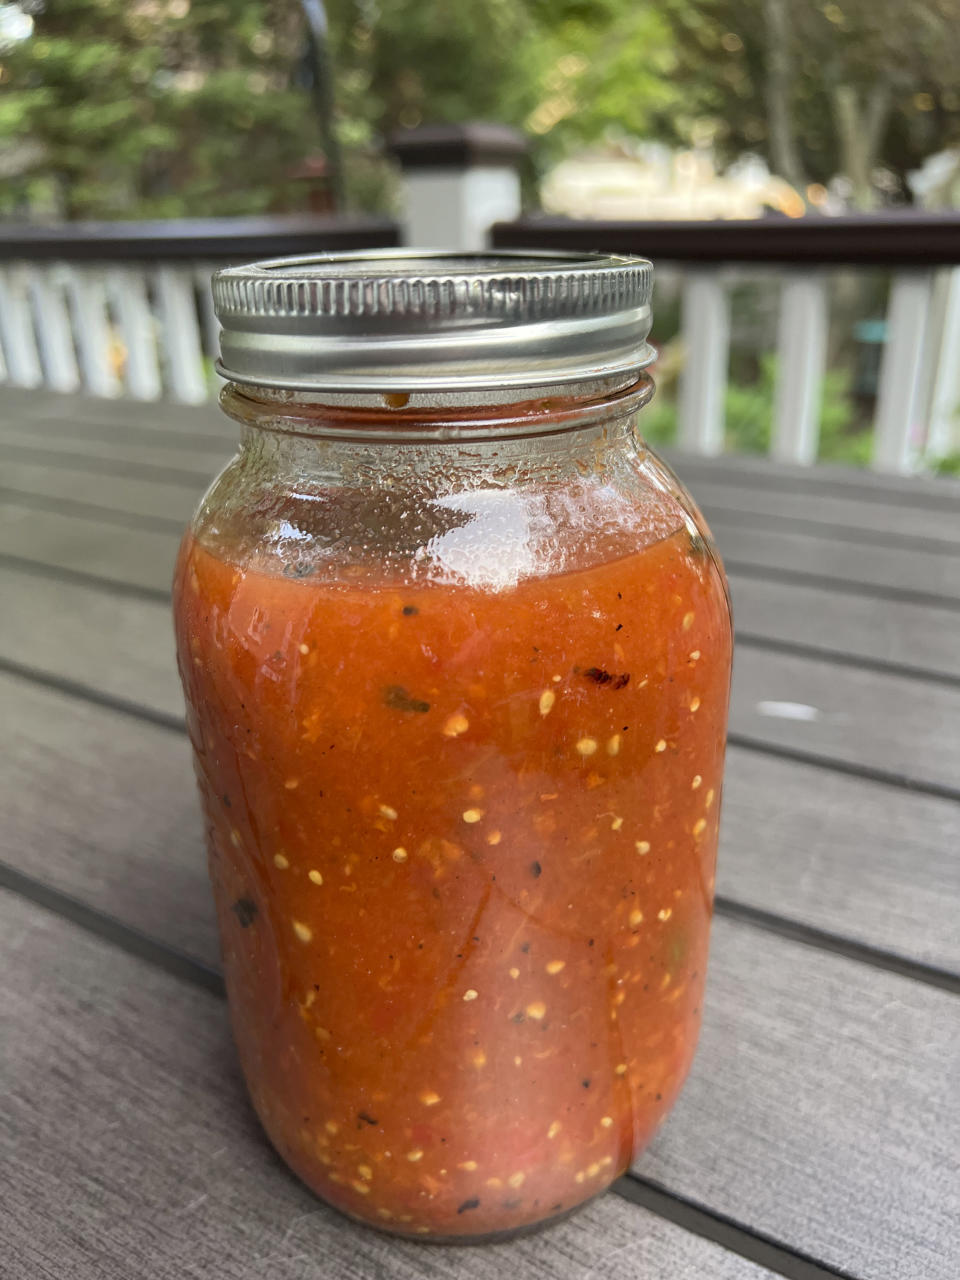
[[2, 386, 959, 1280]]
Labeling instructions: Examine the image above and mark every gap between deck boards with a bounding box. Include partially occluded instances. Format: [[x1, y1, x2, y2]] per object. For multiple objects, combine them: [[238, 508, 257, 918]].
[[615, 1176, 859, 1280], [4, 514, 960, 685], [5, 443, 960, 562], [0, 864, 867, 1280], [7, 460, 960, 562], [3, 700, 958, 1004], [4, 395, 959, 517], [4, 628, 960, 808]]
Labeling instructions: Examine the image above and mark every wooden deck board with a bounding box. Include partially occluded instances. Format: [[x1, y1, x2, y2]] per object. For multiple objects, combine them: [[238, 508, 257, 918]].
[[3, 388, 959, 1279], [679, 472, 960, 546], [5, 476, 959, 684], [4, 512, 956, 793], [730, 647, 960, 795], [732, 576, 960, 682], [714, 518, 960, 604], [635, 916, 960, 1280], [3, 893, 775, 1280], [3, 572, 959, 973], [5, 668, 960, 977]]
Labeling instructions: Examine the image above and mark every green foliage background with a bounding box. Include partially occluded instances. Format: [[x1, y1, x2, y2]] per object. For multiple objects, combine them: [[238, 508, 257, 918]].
[[4, 0, 960, 219], [2, 0, 960, 465]]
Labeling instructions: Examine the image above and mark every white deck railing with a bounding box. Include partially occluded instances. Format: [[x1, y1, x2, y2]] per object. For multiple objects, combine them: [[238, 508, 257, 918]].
[[493, 212, 960, 475], [3, 209, 960, 475], [0, 216, 400, 406], [670, 263, 960, 473]]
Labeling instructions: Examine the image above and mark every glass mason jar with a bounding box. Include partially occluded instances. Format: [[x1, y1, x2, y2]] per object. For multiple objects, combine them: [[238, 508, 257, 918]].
[[173, 251, 732, 1242]]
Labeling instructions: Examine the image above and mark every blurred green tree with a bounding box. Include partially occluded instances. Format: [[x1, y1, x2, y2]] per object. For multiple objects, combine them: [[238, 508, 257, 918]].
[[322, 0, 550, 206], [0, 0, 323, 218], [653, 0, 960, 207], [519, 0, 681, 162], [326, 0, 541, 139], [0, 0, 679, 219]]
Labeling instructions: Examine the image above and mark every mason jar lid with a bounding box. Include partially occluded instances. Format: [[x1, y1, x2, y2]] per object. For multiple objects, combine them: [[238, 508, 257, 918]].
[[212, 249, 654, 393]]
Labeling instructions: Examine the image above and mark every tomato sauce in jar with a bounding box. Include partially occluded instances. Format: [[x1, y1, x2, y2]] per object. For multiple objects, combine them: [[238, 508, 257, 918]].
[[174, 251, 732, 1241]]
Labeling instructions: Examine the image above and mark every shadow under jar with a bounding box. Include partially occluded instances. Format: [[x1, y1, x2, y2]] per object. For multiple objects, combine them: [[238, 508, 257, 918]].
[[172, 251, 733, 1242]]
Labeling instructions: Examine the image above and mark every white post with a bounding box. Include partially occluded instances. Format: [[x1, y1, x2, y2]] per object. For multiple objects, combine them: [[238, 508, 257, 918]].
[[873, 270, 933, 473], [63, 265, 120, 398], [771, 273, 828, 466], [389, 124, 526, 250], [105, 265, 162, 401], [0, 265, 43, 387], [677, 271, 730, 455], [28, 263, 80, 392], [154, 264, 207, 403], [924, 266, 960, 462]]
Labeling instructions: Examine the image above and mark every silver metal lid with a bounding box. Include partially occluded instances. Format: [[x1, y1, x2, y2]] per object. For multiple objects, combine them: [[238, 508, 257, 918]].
[[213, 249, 654, 392]]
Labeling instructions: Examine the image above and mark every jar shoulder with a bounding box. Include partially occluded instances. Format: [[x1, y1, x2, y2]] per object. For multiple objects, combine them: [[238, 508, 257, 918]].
[[187, 428, 726, 600]]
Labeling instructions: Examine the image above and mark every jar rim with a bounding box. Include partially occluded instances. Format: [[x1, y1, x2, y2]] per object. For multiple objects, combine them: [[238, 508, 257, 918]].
[[219, 371, 656, 443], [213, 249, 655, 393]]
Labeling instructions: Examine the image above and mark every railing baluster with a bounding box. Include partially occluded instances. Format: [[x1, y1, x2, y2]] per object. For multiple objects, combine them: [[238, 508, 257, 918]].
[[195, 263, 223, 363], [154, 264, 208, 404], [105, 266, 162, 402], [28, 264, 80, 392], [924, 266, 960, 463], [63, 265, 120, 399], [772, 273, 828, 466], [677, 271, 730, 455], [0, 264, 43, 387], [872, 270, 933, 473]]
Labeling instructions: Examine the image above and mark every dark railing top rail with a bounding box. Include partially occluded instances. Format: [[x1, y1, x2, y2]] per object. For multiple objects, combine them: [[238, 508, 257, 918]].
[[492, 212, 960, 267], [388, 122, 528, 169], [0, 214, 401, 262]]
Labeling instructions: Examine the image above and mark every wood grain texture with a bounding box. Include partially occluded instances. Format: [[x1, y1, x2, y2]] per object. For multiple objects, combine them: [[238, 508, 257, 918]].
[[686, 476, 960, 547], [0, 565, 181, 712], [0, 435, 230, 485], [3, 567, 960, 972], [716, 748, 960, 972], [730, 646, 960, 792], [6, 396, 960, 606], [635, 915, 960, 1280], [3, 665, 957, 983], [0, 499, 179, 593], [11, 660, 960, 977], [10, 388, 960, 540], [729, 573, 960, 681], [0, 675, 212, 965], [4, 386, 958, 1280], [0, 384, 227, 437], [0, 892, 773, 1280], [13, 473, 960, 623], [4, 514, 956, 797], [6, 386, 959, 514], [714, 518, 960, 603], [6, 446, 960, 625], [665, 446, 960, 509], [0, 458, 197, 527], [4, 642, 960, 993], [4, 461, 959, 686]]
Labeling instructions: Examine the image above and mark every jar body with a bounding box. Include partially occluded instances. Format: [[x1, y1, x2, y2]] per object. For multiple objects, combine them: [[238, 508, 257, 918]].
[[173, 384, 732, 1241]]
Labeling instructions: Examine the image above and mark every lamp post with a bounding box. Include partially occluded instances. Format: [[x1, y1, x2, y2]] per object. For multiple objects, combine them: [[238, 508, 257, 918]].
[[299, 0, 345, 210]]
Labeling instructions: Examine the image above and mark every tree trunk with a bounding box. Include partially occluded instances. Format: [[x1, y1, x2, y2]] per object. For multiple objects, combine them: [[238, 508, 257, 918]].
[[764, 0, 807, 194], [832, 83, 892, 210]]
